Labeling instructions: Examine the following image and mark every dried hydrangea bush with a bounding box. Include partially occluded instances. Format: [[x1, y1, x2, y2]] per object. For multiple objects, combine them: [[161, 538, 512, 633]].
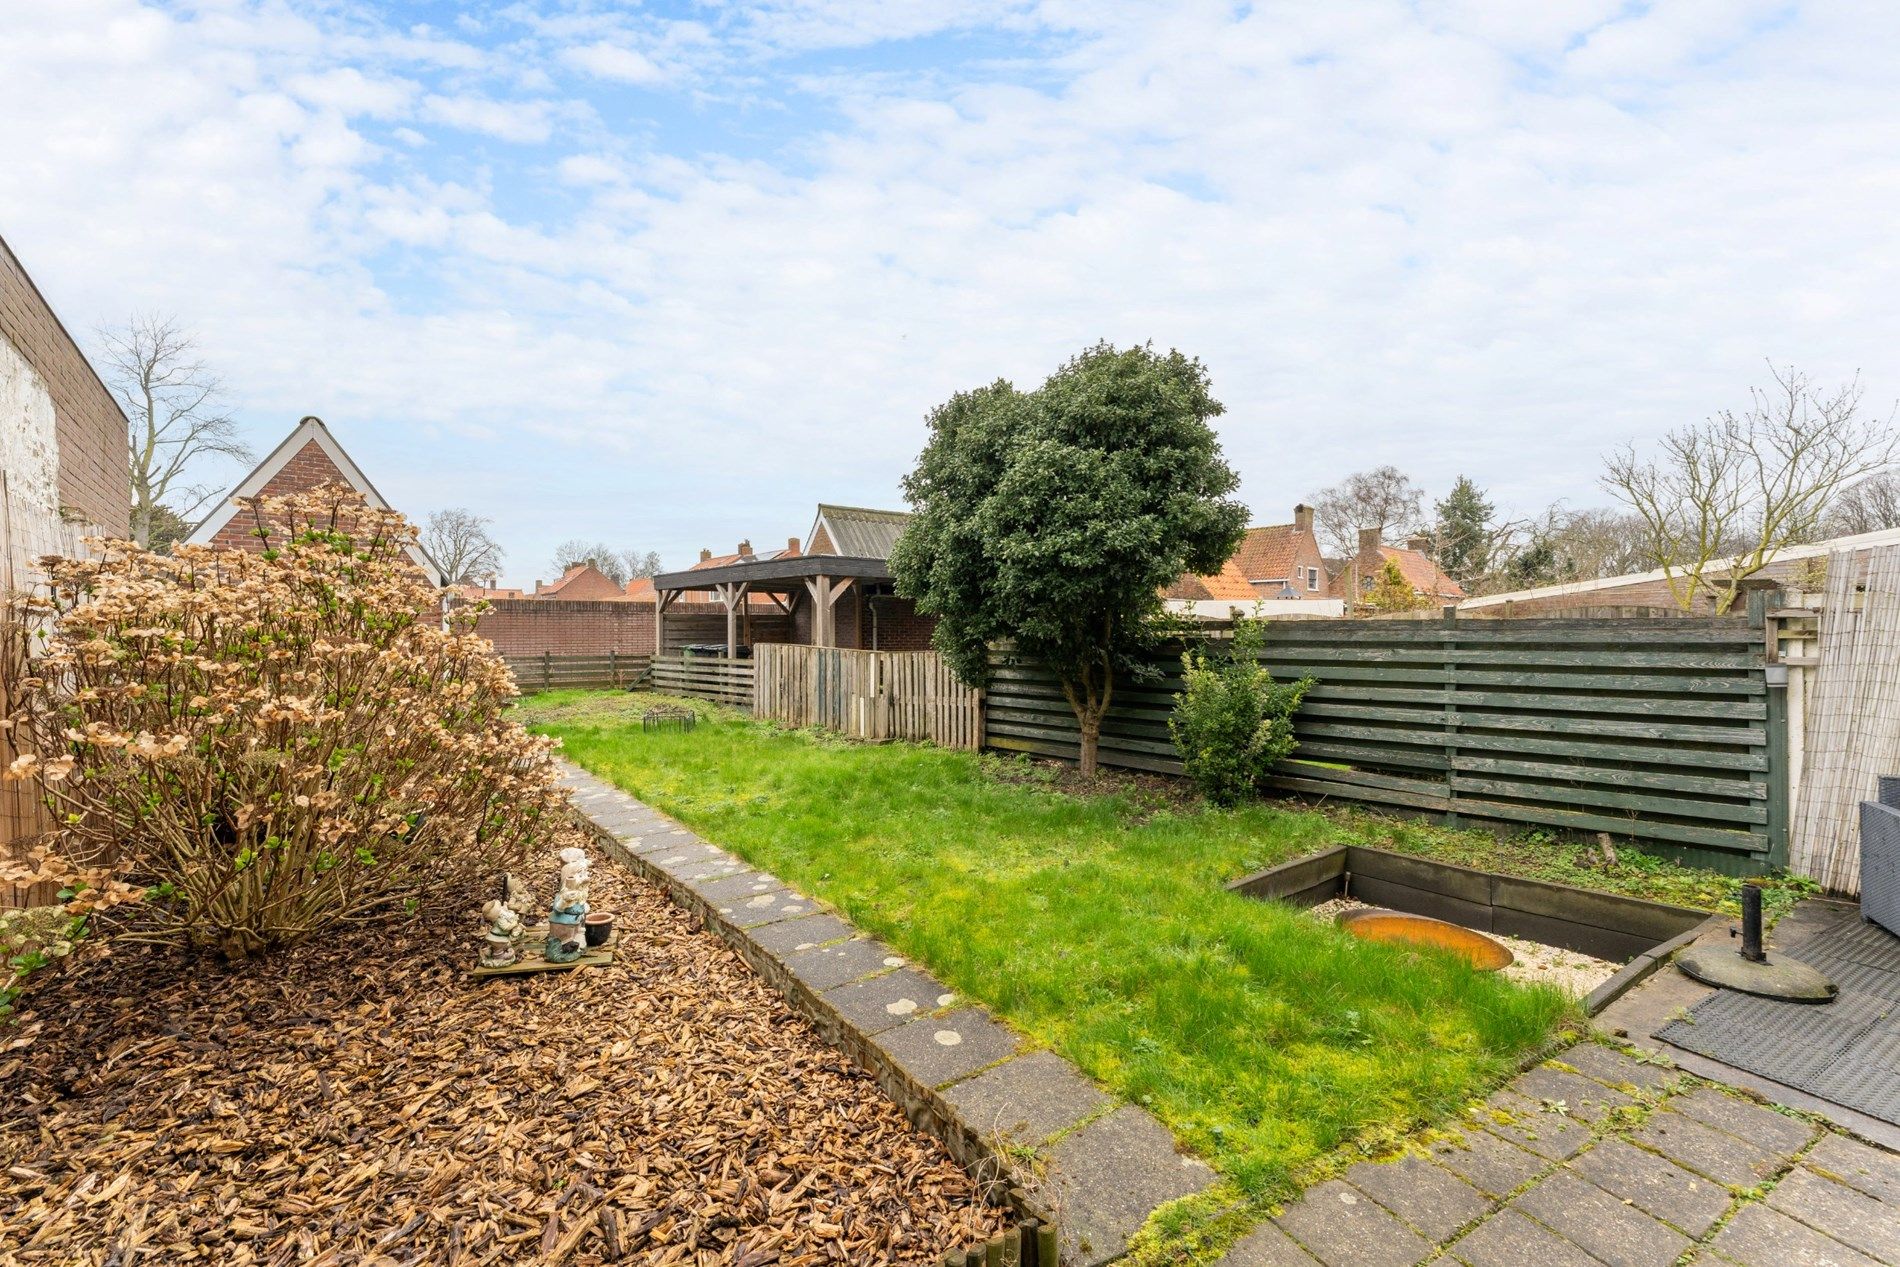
[[3, 486, 571, 959]]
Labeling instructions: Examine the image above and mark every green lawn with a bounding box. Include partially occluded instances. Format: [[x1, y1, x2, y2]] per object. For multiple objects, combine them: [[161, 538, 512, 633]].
[[527, 690, 1587, 1211]]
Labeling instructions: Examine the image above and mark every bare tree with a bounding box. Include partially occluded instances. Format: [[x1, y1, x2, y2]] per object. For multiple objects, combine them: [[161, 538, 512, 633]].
[[98, 314, 253, 547], [1825, 471, 1900, 537], [423, 509, 505, 584], [618, 548, 662, 581], [1310, 465, 1424, 559], [1603, 364, 1899, 613]]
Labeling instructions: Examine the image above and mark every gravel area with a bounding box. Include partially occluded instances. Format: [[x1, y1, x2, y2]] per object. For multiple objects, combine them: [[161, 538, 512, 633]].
[[1310, 897, 1620, 997], [0, 846, 1002, 1264]]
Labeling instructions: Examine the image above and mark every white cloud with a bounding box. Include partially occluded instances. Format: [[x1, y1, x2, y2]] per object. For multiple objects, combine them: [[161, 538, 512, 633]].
[[561, 39, 667, 85], [419, 91, 556, 142]]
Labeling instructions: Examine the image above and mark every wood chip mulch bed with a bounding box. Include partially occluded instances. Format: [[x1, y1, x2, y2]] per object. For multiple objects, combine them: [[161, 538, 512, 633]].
[[0, 848, 1004, 1265]]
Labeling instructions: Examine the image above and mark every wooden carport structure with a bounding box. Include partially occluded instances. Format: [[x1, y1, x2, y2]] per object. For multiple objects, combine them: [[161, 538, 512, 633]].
[[650, 552, 896, 654]]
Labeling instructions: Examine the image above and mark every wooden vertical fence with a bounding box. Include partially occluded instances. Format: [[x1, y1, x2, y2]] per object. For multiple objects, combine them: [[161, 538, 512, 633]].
[[754, 644, 982, 748], [503, 652, 652, 693]]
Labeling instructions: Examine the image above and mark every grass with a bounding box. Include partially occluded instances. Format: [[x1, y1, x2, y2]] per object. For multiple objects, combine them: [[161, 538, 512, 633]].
[[525, 690, 1580, 1205]]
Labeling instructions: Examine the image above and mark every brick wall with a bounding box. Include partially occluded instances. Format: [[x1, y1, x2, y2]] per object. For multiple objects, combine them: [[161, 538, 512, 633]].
[[204, 439, 349, 550], [471, 597, 793, 658], [0, 235, 129, 535]]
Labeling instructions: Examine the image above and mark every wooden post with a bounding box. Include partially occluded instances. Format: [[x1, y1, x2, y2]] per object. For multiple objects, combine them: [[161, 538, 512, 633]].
[[1036, 1223, 1058, 1267], [609, 647, 618, 687], [541, 649, 551, 692]]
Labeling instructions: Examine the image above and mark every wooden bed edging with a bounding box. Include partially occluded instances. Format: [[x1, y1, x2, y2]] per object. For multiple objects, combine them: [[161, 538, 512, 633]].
[[1228, 845, 1711, 1006]]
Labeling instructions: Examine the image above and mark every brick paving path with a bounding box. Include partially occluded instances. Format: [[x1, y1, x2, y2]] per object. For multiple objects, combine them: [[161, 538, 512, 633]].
[[1224, 1041, 1900, 1266]]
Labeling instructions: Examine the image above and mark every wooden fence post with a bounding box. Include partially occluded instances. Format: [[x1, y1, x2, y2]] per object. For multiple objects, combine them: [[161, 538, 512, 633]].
[[541, 649, 551, 692]]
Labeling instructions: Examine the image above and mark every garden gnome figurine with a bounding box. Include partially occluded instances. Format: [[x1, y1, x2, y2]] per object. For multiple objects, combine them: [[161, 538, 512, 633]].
[[480, 899, 523, 968], [545, 846, 591, 963]]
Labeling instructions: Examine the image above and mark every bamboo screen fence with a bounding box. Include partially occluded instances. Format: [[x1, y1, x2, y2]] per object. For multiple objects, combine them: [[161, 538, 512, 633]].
[[1789, 544, 1900, 894]]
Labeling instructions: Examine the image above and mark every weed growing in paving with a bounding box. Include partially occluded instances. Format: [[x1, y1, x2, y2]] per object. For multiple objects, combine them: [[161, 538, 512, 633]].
[[527, 690, 1575, 1200]]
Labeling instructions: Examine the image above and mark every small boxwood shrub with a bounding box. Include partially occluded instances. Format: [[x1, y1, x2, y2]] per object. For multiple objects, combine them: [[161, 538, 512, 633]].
[[3, 487, 574, 959], [1168, 620, 1312, 806]]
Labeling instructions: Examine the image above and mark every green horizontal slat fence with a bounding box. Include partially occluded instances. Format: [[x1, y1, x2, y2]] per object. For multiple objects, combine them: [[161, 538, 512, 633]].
[[984, 614, 1784, 874]]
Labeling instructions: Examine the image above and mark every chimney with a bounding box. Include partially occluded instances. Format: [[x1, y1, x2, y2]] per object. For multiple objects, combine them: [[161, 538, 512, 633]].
[[581, 557, 595, 571], [787, 536, 801, 555], [1406, 533, 1432, 554], [738, 539, 754, 558], [699, 548, 712, 563], [1293, 503, 1314, 533], [1358, 526, 1382, 555]]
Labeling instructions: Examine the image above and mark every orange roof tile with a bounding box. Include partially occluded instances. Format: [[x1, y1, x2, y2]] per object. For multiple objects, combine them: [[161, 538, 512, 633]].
[[1232, 524, 1303, 582], [1377, 546, 1464, 598], [1165, 558, 1259, 602]]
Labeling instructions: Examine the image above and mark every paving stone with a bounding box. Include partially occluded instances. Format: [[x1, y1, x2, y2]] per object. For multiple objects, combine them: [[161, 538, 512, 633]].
[[1514, 1065, 1637, 1123], [1449, 1210, 1604, 1267], [748, 912, 857, 957], [941, 1050, 1112, 1147], [1707, 1201, 1880, 1267], [1342, 1155, 1490, 1241], [716, 888, 815, 928], [673, 856, 751, 884], [827, 968, 958, 1035], [1511, 1170, 1690, 1267], [781, 938, 894, 991], [1804, 1132, 1900, 1205], [1041, 1107, 1215, 1267], [1768, 1167, 1900, 1263], [1571, 1136, 1731, 1237], [1630, 1109, 1782, 1188], [1472, 1090, 1592, 1161], [645, 842, 723, 872], [693, 869, 784, 902], [1427, 1128, 1547, 1198], [1273, 1180, 1431, 1267], [875, 1008, 1018, 1088], [1216, 1220, 1319, 1266], [1668, 1087, 1818, 1156], [1557, 1042, 1682, 1093]]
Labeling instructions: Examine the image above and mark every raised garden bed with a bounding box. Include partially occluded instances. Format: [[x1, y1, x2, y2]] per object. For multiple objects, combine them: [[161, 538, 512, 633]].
[[1230, 845, 1719, 1013]]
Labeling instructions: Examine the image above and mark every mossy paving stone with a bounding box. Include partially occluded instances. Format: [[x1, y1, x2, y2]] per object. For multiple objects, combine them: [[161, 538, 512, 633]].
[[1426, 1127, 1547, 1198], [747, 911, 856, 957], [1629, 1109, 1782, 1187], [1272, 1179, 1432, 1267], [1511, 1064, 1636, 1124], [1709, 1201, 1882, 1267], [1767, 1167, 1900, 1263], [1508, 1170, 1690, 1267], [1340, 1154, 1489, 1241], [1216, 1219, 1321, 1265], [781, 937, 897, 992], [1807, 1132, 1900, 1204], [941, 1050, 1114, 1148], [1556, 1042, 1682, 1093], [1039, 1107, 1216, 1267], [1667, 1086, 1819, 1156], [826, 967, 957, 1035], [1570, 1137, 1730, 1238], [1447, 1209, 1604, 1267], [1472, 1089, 1592, 1161], [874, 1007, 1018, 1088]]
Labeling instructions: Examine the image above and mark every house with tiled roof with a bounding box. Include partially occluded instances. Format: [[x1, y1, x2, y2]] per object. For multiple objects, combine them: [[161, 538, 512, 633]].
[[1342, 527, 1464, 607], [1232, 504, 1333, 601], [533, 561, 626, 601]]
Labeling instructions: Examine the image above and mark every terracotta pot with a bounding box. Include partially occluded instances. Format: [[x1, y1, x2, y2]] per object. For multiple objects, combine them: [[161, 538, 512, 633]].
[[583, 912, 615, 947]]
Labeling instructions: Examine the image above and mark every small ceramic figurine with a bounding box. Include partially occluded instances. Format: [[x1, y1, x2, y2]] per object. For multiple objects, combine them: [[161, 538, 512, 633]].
[[544, 846, 591, 963], [502, 872, 535, 922], [481, 898, 524, 967]]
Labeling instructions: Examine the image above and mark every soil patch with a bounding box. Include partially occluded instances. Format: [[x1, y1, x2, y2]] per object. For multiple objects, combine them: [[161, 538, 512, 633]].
[[0, 847, 1001, 1264]]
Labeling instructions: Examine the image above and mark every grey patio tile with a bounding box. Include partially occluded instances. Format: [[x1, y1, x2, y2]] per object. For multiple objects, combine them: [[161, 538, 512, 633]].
[[1040, 1106, 1215, 1267], [1342, 1154, 1490, 1241], [1427, 1128, 1547, 1199], [748, 912, 856, 957], [1630, 1109, 1781, 1188], [1571, 1136, 1731, 1238], [1668, 1088, 1818, 1157], [940, 1050, 1112, 1147], [1768, 1167, 1900, 1263], [1272, 1179, 1432, 1267], [1473, 1090, 1592, 1161], [716, 887, 816, 928], [1449, 1210, 1603, 1267], [1805, 1132, 1900, 1205], [645, 841, 724, 873], [692, 868, 783, 902], [673, 856, 751, 884], [1514, 1064, 1637, 1123], [1557, 1042, 1683, 1094], [826, 968, 958, 1035], [781, 937, 894, 991], [1510, 1170, 1690, 1267], [1707, 1201, 1880, 1267], [875, 1008, 1018, 1089], [1216, 1220, 1319, 1266]]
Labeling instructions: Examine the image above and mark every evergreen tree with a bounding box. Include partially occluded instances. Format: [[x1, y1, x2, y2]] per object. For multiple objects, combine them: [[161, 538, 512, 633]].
[[1433, 476, 1496, 583]]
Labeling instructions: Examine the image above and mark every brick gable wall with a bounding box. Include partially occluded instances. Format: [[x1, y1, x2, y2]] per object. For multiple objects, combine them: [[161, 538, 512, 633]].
[[203, 439, 353, 551], [0, 237, 129, 535]]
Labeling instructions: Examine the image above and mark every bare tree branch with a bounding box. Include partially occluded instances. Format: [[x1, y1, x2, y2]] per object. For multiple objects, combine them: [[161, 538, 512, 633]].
[[1308, 465, 1424, 559], [422, 509, 505, 585]]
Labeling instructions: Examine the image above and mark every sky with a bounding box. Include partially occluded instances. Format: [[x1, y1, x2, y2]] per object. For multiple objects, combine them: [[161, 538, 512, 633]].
[[3, 0, 1897, 587]]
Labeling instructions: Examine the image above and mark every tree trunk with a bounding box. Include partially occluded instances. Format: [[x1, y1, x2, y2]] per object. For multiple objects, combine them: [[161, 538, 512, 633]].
[[1077, 708, 1101, 778]]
